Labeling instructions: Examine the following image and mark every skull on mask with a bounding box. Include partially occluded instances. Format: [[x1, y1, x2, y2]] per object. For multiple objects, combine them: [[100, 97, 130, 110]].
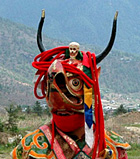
[[69, 42, 80, 59]]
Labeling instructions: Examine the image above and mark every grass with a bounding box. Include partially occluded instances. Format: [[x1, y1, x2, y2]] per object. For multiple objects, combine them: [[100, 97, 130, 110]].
[[124, 123, 140, 128], [127, 143, 140, 158], [0, 144, 15, 154], [0, 113, 51, 157]]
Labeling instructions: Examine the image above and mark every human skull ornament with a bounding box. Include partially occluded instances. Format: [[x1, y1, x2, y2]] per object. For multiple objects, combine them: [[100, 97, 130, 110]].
[[69, 42, 80, 59]]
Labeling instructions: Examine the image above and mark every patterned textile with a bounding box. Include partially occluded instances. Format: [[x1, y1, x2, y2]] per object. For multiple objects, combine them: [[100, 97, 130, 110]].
[[105, 131, 130, 159], [11, 124, 130, 159], [12, 129, 56, 159]]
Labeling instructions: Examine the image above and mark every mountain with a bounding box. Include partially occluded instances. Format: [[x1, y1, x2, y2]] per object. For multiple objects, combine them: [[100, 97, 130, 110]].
[[0, 17, 67, 106], [0, 17, 140, 106], [0, 0, 140, 54]]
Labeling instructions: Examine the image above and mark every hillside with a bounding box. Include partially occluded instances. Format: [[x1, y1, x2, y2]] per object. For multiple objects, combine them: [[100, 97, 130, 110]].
[[0, 17, 140, 106], [0, 0, 140, 54], [105, 112, 140, 144], [0, 17, 67, 106]]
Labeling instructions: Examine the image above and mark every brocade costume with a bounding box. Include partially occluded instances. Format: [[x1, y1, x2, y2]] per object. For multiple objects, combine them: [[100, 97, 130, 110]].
[[12, 123, 130, 159]]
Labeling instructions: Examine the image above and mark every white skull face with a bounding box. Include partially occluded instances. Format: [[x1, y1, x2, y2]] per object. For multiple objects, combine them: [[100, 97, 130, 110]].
[[69, 42, 80, 59]]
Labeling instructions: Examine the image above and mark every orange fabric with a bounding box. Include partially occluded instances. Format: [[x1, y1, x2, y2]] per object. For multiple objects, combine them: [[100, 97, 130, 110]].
[[12, 147, 18, 159], [33, 132, 48, 149], [105, 133, 130, 149], [106, 140, 118, 159], [21, 129, 39, 151], [40, 124, 67, 159], [30, 150, 56, 159]]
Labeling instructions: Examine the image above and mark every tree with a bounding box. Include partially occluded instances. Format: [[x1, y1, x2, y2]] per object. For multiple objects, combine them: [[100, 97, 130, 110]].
[[5, 104, 19, 133], [26, 105, 31, 114], [44, 105, 51, 117], [33, 101, 43, 116], [114, 104, 127, 115], [16, 105, 22, 113], [0, 119, 4, 132]]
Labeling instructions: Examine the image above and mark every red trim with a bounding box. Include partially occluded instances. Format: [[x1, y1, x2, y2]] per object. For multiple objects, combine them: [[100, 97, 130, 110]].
[[57, 128, 80, 154], [57, 128, 93, 155], [40, 125, 66, 159]]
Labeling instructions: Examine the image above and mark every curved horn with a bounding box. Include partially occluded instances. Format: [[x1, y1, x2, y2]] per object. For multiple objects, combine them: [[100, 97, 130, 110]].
[[96, 11, 118, 64], [37, 9, 46, 53]]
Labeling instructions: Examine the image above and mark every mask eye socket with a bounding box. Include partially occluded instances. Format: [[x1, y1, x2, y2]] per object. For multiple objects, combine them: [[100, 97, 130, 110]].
[[69, 78, 82, 91]]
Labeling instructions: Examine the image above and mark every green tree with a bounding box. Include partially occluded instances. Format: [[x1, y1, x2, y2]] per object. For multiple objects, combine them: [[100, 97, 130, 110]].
[[5, 104, 19, 133], [44, 105, 51, 117], [0, 119, 4, 132], [114, 104, 127, 115], [26, 105, 31, 114], [33, 101, 42, 116], [17, 105, 22, 113]]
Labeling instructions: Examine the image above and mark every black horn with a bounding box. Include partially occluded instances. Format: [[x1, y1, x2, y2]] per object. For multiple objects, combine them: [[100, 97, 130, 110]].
[[37, 9, 46, 53], [96, 11, 118, 64]]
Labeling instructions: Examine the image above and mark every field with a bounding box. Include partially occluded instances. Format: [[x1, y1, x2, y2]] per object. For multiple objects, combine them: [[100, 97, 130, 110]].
[[105, 112, 140, 158], [0, 112, 140, 159]]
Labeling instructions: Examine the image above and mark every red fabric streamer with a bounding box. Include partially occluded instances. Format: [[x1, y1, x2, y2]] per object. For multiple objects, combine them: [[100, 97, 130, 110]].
[[87, 52, 106, 158]]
